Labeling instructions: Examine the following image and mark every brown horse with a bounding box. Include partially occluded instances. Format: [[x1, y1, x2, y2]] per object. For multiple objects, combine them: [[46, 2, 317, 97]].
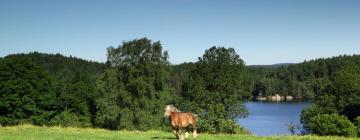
[[164, 105, 198, 140]]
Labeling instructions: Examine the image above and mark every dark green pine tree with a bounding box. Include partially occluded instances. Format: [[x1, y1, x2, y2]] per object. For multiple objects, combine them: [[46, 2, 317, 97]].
[[0, 57, 56, 125]]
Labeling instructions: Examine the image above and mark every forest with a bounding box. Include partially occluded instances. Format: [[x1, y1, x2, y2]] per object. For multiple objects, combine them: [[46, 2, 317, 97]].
[[1, 38, 359, 137]]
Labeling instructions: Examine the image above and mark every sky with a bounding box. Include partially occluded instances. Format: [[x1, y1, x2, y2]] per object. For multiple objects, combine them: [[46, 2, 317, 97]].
[[1, 0, 359, 65]]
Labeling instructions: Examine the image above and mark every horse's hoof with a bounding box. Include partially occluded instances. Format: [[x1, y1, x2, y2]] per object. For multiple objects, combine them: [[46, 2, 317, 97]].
[[185, 132, 189, 139]]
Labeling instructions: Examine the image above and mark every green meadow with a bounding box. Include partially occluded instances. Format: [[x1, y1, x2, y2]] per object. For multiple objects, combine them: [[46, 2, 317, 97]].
[[0, 125, 359, 140]]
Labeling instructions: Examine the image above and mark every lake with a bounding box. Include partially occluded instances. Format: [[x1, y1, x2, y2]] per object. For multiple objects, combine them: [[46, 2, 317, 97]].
[[237, 101, 312, 136]]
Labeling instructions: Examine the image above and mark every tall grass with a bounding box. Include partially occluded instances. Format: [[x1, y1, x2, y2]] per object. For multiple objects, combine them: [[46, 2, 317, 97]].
[[0, 125, 358, 140]]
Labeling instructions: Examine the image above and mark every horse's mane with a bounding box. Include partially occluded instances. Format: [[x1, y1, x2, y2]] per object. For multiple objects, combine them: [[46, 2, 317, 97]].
[[169, 105, 181, 112], [164, 104, 181, 117]]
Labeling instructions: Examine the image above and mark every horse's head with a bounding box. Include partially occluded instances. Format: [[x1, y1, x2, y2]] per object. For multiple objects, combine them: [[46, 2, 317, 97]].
[[164, 105, 180, 117]]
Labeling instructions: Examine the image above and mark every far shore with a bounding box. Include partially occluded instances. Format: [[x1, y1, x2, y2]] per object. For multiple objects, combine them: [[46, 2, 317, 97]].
[[253, 94, 305, 102]]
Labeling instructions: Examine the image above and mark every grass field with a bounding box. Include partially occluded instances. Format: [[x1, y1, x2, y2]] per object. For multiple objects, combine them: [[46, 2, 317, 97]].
[[0, 125, 359, 140]]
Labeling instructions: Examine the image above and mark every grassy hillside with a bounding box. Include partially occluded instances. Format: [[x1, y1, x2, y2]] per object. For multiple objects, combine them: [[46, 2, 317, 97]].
[[0, 125, 358, 140]]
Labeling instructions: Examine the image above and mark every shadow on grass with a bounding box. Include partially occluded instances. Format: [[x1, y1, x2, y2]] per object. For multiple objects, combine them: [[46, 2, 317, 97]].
[[150, 136, 178, 139]]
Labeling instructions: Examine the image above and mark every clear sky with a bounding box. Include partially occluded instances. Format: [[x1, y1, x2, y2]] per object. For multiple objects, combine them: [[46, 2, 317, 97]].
[[1, 0, 359, 65]]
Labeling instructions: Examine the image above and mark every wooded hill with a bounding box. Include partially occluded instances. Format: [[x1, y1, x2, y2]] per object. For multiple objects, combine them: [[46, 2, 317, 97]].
[[249, 55, 360, 99], [1, 38, 359, 136], [173, 54, 360, 100], [0, 52, 106, 127]]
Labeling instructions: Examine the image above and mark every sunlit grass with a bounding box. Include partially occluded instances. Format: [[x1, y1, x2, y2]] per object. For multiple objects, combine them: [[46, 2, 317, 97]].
[[0, 125, 359, 140]]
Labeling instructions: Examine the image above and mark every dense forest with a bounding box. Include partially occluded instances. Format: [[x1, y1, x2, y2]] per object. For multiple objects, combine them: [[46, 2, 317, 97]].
[[0, 38, 359, 136], [0, 52, 105, 127], [250, 55, 360, 99]]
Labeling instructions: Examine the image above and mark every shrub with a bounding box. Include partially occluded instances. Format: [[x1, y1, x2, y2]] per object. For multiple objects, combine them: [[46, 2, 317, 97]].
[[197, 117, 216, 133], [355, 116, 360, 137], [218, 119, 248, 134], [197, 117, 248, 134], [308, 114, 357, 137], [50, 109, 91, 127], [300, 105, 323, 133]]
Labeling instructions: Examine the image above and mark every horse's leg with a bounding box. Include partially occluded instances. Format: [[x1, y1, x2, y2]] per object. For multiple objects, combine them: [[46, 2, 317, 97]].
[[172, 126, 178, 139], [173, 129, 179, 139], [178, 127, 183, 140], [192, 123, 198, 138], [186, 125, 192, 139]]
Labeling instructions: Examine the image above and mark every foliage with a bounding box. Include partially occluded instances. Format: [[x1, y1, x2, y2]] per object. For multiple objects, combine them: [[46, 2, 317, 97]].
[[250, 55, 360, 99], [95, 38, 175, 130], [354, 116, 360, 137], [179, 47, 250, 133], [308, 114, 357, 137], [50, 109, 91, 127], [0, 57, 56, 125], [301, 64, 360, 136], [300, 105, 324, 133], [0, 52, 105, 127], [1, 38, 360, 137]]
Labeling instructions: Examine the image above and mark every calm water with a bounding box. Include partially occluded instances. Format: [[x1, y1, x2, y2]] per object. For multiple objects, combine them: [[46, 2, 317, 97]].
[[237, 101, 312, 136]]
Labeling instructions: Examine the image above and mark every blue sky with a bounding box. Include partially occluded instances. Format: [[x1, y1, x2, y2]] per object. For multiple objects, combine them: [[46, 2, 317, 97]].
[[1, 0, 359, 65]]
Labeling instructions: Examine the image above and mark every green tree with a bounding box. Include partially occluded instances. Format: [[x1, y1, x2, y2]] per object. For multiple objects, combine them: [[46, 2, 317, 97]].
[[328, 65, 360, 121], [301, 64, 360, 136], [355, 116, 360, 137], [96, 38, 175, 130], [308, 114, 357, 137], [181, 46, 250, 133], [2, 52, 106, 127], [0, 58, 56, 125]]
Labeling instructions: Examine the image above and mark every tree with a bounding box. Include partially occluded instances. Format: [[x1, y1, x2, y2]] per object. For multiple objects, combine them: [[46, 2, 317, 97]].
[[96, 38, 175, 130], [0, 57, 56, 125], [301, 64, 360, 136], [308, 114, 357, 137], [355, 116, 360, 137], [181, 46, 250, 133], [328, 65, 360, 121], [2, 52, 106, 127]]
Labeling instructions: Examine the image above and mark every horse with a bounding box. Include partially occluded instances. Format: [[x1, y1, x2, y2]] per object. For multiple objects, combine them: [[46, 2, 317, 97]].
[[164, 105, 198, 140]]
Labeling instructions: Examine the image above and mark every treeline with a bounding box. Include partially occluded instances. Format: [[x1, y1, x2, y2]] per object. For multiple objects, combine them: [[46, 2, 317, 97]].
[[0, 52, 105, 127], [248, 55, 360, 137], [0, 38, 250, 134], [300, 62, 360, 137], [250, 55, 360, 99], [0, 38, 359, 136]]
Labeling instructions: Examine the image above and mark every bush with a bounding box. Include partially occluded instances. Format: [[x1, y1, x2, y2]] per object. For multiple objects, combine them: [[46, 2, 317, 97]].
[[300, 105, 323, 133], [355, 116, 360, 137], [308, 114, 357, 137], [197, 117, 216, 133], [218, 119, 249, 134], [197, 117, 248, 134], [50, 109, 91, 127]]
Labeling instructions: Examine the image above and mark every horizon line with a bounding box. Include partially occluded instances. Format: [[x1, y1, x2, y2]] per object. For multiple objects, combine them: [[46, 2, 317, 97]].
[[1, 51, 358, 66]]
